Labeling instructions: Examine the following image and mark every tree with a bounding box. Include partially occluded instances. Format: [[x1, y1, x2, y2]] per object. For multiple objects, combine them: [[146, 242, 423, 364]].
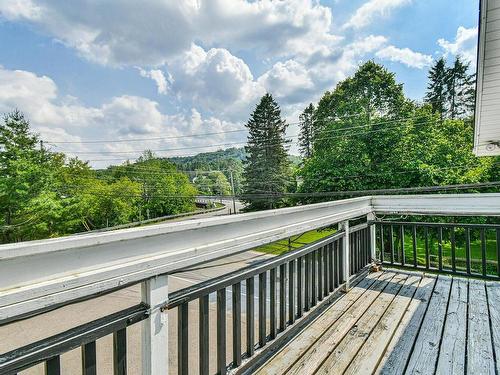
[[445, 56, 475, 119], [300, 61, 411, 195], [425, 57, 448, 120], [298, 103, 315, 158], [243, 93, 291, 210]]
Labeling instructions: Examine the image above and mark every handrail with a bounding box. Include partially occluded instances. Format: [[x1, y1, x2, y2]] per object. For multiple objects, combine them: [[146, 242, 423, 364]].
[[0, 196, 371, 321], [0, 303, 149, 374], [168, 231, 344, 309]]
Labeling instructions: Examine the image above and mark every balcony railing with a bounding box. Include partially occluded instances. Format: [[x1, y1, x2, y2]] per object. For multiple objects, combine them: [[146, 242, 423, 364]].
[[374, 220, 500, 279], [0, 193, 499, 374]]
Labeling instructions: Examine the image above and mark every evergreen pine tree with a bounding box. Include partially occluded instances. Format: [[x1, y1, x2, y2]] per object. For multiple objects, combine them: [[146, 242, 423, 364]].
[[298, 103, 315, 158], [446, 56, 475, 119], [243, 93, 290, 210], [424, 57, 448, 120]]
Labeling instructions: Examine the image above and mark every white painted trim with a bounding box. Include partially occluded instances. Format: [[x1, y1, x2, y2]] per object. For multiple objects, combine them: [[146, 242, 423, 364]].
[[141, 275, 169, 375]]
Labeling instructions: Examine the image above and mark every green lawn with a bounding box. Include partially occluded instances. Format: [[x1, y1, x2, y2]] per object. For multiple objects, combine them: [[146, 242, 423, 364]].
[[254, 228, 337, 255], [379, 228, 499, 276]]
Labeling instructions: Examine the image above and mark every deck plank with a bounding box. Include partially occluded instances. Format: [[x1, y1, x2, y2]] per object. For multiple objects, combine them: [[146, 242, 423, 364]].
[[435, 277, 468, 374], [375, 275, 436, 375], [253, 271, 382, 375], [486, 281, 500, 374], [402, 275, 452, 374], [343, 275, 422, 375], [284, 272, 397, 375], [316, 274, 408, 374], [468, 279, 496, 375]]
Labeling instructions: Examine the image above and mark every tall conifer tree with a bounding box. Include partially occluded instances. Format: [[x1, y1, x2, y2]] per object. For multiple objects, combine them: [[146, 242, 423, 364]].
[[298, 103, 315, 158], [425, 57, 448, 120], [243, 93, 290, 210]]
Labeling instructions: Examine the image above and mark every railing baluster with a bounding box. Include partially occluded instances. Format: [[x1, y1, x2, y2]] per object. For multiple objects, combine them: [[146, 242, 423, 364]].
[[46, 356, 61, 375], [199, 295, 209, 375], [328, 243, 334, 292], [424, 227, 430, 270], [390, 225, 395, 264], [305, 253, 311, 311], [232, 283, 242, 367], [246, 277, 254, 356], [351, 233, 356, 273], [178, 303, 189, 375], [311, 251, 318, 307], [258, 272, 267, 347], [412, 225, 417, 268], [289, 260, 296, 325], [279, 264, 286, 331], [400, 225, 405, 266], [297, 256, 303, 318], [451, 226, 456, 273], [466, 228, 472, 275], [317, 248, 323, 301], [113, 328, 127, 375], [438, 227, 443, 271], [481, 228, 487, 277], [270, 268, 277, 339], [82, 341, 97, 375], [380, 224, 385, 263], [497, 229, 500, 278], [217, 288, 227, 374], [323, 246, 329, 297]]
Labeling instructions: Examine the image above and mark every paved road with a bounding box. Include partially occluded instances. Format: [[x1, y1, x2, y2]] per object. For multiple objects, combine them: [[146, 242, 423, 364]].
[[0, 249, 272, 374]]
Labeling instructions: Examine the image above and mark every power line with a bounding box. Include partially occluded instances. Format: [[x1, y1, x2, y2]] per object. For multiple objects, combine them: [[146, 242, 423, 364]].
[[55, 118, 439, 156], [52, 181, 500, 200]]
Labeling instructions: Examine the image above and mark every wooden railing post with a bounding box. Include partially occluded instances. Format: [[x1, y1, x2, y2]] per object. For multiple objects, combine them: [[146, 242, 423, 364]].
[[340, 220, 350, 291], [141, 275, 169, 375], [367, 212, 376, 262]]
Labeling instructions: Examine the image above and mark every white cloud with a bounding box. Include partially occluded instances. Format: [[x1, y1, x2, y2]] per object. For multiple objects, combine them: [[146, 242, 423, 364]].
[[0, 0, 340, 67], [166, 44, 265, 120], [0, 0, 41, 19], [0, 66, 244, 166], [258, 60, 315, 104], [438, 26, 478, 65], [376, 45, 432, 69], [343, 0, 411, 29], [138, 68, 170, 95]]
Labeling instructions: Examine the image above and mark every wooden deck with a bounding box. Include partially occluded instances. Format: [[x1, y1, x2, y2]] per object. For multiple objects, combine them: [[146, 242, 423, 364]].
[[253, 269, 500, 375]]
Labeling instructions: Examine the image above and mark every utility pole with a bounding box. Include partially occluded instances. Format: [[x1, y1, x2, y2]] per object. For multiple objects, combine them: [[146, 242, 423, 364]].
[[229, 170, 237, 214]]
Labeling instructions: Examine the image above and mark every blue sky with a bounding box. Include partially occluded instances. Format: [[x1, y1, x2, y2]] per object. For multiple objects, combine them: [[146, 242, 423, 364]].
[[0, 0, 479, 166]]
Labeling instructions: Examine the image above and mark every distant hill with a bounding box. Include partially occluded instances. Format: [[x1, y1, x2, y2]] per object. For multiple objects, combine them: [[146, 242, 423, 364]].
[[166, 147, 301, 194]]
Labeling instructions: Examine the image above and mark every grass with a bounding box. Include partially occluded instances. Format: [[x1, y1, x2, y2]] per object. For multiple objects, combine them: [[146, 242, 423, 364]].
[[254, 228, 337, 255], [380, 227, 499, 276]]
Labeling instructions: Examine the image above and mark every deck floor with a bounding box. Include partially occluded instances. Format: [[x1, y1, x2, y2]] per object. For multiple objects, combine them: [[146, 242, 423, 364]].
[[254, 269, 500, 375]]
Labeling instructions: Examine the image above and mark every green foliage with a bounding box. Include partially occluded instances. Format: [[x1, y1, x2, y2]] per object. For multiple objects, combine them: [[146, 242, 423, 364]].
[[243, 93, 292, 210], [299, 61, 498, 201], [0, 116, 198, 243], [425, 56, 475, 120], [298, 103, 315, 158], [168, 148, 245, 194]]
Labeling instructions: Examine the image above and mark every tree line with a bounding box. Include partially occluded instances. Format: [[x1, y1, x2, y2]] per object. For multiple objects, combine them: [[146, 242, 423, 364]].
[[242, 57, 499, 210], [0, 111, 198, 243]]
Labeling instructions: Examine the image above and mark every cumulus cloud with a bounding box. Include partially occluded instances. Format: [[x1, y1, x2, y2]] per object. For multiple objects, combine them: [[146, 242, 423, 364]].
[[376, 45, 433, 69], [166, 44, 265, 120], [0, 0, 41, 19], [0, 66, 245, 166], [343, 0, 411, 29], [0, 0, 340, 67], [438, 26, 478, 65], [138, 68, 170, 95]]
